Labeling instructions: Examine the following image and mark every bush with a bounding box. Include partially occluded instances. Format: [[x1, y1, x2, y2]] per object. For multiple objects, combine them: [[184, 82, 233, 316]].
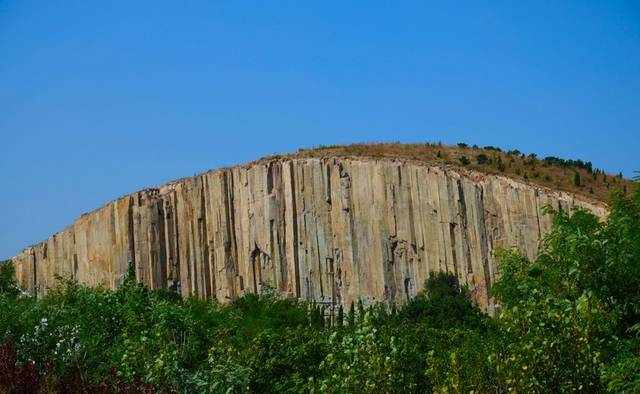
[[543, 156, 593, 173], [475, 153, 489, 165], [0, 261, 20, 299], [573, 171, 581, 186], [491, 190, 640, 392], [399, 272, 485, 330], [0, 190, 638, 392]]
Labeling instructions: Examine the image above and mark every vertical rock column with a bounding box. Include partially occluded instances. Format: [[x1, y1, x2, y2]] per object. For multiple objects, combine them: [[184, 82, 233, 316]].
[[10, 157, 607, 312]]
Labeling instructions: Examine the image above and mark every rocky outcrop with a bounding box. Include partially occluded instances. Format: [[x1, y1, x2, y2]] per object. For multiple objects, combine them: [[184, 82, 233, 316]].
[[10, 157, 607, 312]]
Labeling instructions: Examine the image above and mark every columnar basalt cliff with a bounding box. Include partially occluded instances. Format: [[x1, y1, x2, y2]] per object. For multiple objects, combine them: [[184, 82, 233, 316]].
[[10, 156, 607, 312]]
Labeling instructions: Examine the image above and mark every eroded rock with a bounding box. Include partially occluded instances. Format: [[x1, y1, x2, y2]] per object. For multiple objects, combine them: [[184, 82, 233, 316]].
[[10, 157, 607, 312]]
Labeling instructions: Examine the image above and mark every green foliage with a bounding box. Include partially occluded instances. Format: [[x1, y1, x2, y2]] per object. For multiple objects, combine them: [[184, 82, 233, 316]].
[[458, 155, 470, 166], [399, 271, 485, 330], [491, 190, 640, 392], [0, 261, 20, 298], [573, 171, 581, 186], [496, 156, 505, 172], [314, 279, 497, 393], [475, 153, 489, 165], [544, 155, 594, 172], [1, 190, 639, 392]]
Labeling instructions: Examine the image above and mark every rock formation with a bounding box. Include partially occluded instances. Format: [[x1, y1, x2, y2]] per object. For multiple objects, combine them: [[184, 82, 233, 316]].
[[10, 156, 607, 312]]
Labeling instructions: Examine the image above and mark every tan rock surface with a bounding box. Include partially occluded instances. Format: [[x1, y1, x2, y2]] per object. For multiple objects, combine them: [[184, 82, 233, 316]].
[[10, 157, 607, 311]]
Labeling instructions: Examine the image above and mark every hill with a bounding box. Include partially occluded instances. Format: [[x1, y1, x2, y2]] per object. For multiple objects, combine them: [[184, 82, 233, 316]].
[[9, 143, 622, 314], [283, 142, 633, 203]]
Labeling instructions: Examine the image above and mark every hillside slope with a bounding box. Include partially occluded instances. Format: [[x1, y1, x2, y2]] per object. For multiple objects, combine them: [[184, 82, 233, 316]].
[[283, 143, 631, 202]]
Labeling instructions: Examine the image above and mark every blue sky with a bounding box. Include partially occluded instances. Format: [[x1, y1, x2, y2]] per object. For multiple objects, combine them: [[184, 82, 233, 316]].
[[1, 1, 638, 258]]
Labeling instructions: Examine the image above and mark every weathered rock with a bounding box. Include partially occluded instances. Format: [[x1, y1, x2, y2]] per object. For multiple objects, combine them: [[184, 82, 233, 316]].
[[10, 157, 607, 312]]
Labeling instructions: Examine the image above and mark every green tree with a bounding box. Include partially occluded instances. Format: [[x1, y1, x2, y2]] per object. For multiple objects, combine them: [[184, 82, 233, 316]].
[[573, 171, 581, 186], [475, 153, 489, 165], [492, 189, 640, 392], [0, 261, 20, 298], [1, 191, 640, 392]]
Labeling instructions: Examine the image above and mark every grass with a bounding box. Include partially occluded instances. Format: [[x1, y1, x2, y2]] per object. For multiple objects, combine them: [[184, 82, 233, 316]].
[[265, 142, 635, 202]]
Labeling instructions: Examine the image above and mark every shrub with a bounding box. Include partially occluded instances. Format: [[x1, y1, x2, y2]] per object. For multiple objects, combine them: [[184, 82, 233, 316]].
[[0, 261, 20, 299], [0, 191, 638, 391], [475, 153, 489, 165], [543, 156, 593, 173], [491, 190, 640, 392]]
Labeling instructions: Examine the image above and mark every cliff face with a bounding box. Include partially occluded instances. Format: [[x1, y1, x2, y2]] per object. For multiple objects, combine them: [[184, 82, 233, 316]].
[[10, 157, 607, 311]]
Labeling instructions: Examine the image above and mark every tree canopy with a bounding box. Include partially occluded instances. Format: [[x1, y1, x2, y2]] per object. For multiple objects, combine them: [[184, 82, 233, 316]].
[[1, 188, 639, 392]]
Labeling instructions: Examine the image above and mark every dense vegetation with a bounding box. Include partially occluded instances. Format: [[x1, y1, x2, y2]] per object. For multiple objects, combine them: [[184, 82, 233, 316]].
[[1, 188, 639, 393]]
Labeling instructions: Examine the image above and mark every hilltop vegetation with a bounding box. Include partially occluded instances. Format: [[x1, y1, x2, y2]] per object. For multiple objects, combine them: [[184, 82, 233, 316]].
[[1, 188, 639, 393], [280, 142, 634, 202]]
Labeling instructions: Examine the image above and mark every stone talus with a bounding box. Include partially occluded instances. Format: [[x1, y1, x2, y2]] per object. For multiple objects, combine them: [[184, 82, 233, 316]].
[[11, 158, 607, 311]]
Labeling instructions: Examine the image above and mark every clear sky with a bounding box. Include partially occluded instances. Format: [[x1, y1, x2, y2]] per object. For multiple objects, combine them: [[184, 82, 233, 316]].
[[1, 1, 638, 259]]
